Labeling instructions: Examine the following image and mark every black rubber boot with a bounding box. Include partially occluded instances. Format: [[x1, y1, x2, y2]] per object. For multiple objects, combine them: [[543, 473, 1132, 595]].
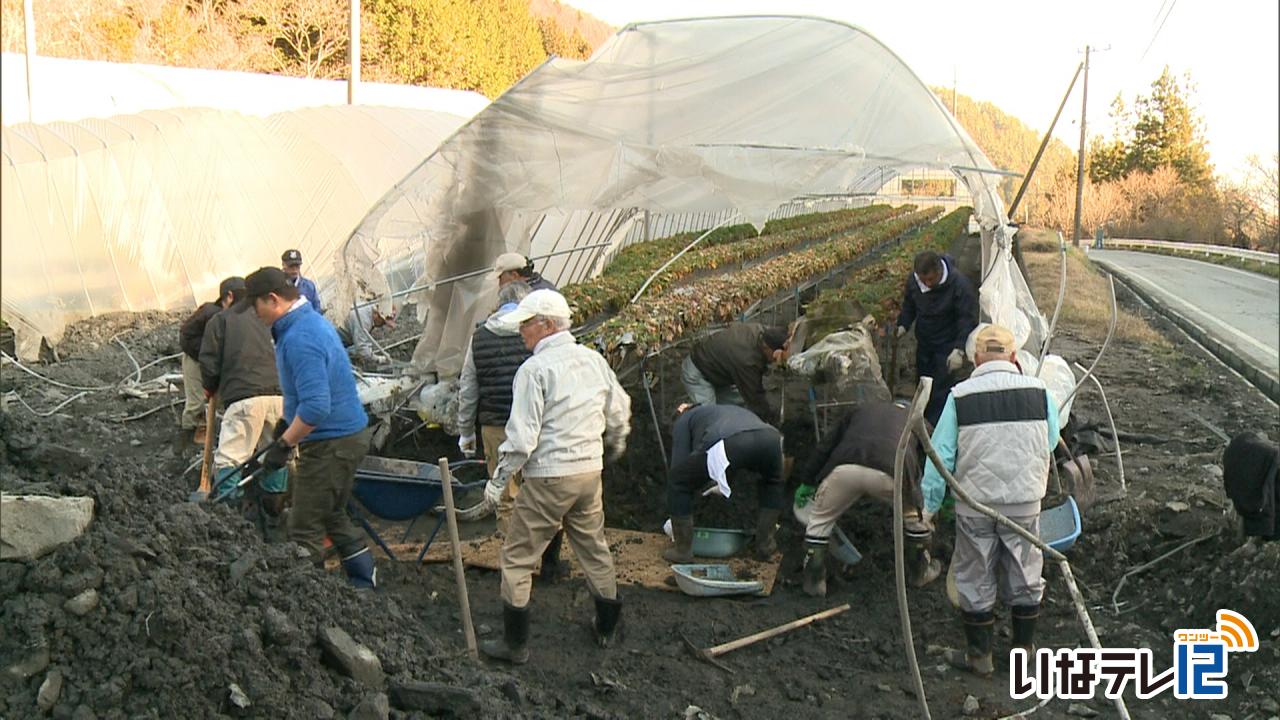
[[802, 543, 827, 598], [754, 508, 782, 560], [339, 547, 377, 590], [538, 531, 568, 584], [480, 604, 530, 664], [1011, 603, 1040, 655], [959, 611, 995, 677], [593, 595, 623, 648], [663, 516, 695, 563]]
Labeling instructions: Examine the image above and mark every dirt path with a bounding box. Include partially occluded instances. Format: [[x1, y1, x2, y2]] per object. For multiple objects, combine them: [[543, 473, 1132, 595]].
[[2, 262, 1278, 718]]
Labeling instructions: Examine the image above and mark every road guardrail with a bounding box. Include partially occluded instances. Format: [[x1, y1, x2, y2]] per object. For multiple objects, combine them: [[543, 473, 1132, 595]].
[[1102, 238, 1279, 265]]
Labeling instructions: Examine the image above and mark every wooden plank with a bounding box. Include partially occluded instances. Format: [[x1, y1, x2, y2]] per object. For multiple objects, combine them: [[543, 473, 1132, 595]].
[[383, 528, 780, 595]]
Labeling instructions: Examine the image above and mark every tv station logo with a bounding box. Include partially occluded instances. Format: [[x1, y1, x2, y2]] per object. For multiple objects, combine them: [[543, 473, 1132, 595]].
[[1010, 609, 1259, 701]]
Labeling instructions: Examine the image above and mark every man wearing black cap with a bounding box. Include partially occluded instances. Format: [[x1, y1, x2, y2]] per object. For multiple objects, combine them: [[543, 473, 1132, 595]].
[[178, 277, 244, 445], [241, 266, 375, 588], [281, 249, 323, 314], [682, 322, 790, 424], [199, 281, 286, 505]]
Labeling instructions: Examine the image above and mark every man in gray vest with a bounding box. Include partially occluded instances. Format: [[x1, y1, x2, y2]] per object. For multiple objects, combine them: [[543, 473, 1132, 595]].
[[920, 324, 1060, 677]]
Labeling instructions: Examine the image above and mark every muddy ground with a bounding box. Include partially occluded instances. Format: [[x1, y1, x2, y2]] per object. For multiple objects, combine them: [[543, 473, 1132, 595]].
[[2, 261, 1279, 719]]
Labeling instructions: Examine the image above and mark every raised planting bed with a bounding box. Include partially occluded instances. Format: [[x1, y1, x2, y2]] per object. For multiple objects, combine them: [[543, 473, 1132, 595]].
[[804, 206, 973, 340], [594, 206, 945, 359], [562, 204, 913, 318]]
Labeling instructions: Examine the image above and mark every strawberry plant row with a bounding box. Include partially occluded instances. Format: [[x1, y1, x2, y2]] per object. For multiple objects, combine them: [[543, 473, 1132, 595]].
[[595, 206, 945, 358], [807, 207, 973, 330], [564, 204, 911, 318]]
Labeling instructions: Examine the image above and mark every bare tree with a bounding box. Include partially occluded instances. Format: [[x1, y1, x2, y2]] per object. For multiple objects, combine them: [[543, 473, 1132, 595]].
[[1243, 154, 1279, 250], [242, 0, 347, 79]]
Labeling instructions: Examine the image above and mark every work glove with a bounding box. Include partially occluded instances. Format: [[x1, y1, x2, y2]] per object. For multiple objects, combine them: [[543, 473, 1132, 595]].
[[605, 438, 627, 464], [203, 387, 215, 400], [260, 439, 294, 474], [946, 349, 964, 373], [458, 434, 477, 458], [793, 484, 817, 510], [895, 325, 907, 339], [483, 468, 511, 507]]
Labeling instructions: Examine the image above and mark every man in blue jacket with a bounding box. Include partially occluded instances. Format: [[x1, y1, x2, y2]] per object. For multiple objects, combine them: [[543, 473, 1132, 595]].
[[281, 249, 323, 313], [242, 266, 374, 588], [894, 251, 979, 425]]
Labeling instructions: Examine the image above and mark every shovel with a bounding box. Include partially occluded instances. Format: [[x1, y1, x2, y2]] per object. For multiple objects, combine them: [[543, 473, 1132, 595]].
[[188, 394, 218, 502], [683, 604, 851, 673]]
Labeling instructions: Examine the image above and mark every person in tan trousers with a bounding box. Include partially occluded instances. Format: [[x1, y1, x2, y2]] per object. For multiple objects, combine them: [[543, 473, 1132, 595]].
[[461, 289, 631, 664]]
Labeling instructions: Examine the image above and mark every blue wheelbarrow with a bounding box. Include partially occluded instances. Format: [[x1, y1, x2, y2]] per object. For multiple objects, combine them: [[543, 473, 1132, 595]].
[[349, 456, 489, 563]]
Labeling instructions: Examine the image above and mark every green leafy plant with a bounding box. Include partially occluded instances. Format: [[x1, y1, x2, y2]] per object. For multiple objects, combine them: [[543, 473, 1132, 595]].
[[593, 207, 945, 357]]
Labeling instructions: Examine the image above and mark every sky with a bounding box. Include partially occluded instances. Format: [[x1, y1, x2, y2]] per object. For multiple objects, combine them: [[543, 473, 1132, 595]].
[[564, 0, 1279, 180]]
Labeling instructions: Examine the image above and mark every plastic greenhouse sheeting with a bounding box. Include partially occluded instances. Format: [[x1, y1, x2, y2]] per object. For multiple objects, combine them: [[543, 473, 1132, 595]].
[[341, 15, 1046, 378], [1, 104, 471, 359]]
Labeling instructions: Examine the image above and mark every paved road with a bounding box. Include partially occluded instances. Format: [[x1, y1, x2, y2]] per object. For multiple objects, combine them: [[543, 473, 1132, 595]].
[[1089, 249, 1279, 377]]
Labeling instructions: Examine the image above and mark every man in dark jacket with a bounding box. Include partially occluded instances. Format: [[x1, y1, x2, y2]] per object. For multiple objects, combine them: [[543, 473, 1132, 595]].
[[792, 401, 938, 596], [457, 281, 533, 531], [494, 252, 556, 292], [663, 403, 785, 563], [178, 277, 244, 444], [281, 249, 323, 313], [682, 323, 789, 424], [244, 267, 375, 589], [200, 294, 286, 502], [895, 251, 979, 425]]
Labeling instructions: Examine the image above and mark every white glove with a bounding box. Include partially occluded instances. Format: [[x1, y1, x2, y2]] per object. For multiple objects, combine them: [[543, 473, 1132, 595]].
[[606, 438, 627, 464], [895, 325, 907, 339], [458, 434, 477, 458], [483, 467, 511, 506], [946, 349, 964, 372]]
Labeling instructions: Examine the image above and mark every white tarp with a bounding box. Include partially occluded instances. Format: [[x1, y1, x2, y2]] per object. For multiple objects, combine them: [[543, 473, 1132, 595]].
[[342, 15, 1046, 377], [1, 104, 471, 358]]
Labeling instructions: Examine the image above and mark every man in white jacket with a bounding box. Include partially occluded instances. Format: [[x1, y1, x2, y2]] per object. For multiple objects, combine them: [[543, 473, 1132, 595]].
[[920, 323, 1060, 678], [470, 289, 631, 664]]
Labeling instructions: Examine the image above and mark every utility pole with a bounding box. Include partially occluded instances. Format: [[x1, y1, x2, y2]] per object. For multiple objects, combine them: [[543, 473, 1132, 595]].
[[1071, 45, 1091, 247], [23, 0, 35, 123], [952, 66, 958, 117], [348, 0, 360, 104]]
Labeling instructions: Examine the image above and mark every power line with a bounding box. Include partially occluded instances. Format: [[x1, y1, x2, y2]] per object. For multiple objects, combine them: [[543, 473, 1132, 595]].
[[1140, 0, 1177, 62], [1151, 0, 1171, 24]]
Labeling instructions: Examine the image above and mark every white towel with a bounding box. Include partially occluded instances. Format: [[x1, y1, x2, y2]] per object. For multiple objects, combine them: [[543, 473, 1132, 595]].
[[706, 440, 732, 498]]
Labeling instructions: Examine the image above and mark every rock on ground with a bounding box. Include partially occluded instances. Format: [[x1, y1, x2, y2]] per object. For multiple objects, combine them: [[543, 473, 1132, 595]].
[[318, 626, 384, 687], [0, 495, 94, 560], [389, 681, 481, 716]]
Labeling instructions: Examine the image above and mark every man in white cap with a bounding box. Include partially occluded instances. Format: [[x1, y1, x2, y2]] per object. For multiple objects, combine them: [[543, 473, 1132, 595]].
[[464, 288, 631, 663], [920, 323, 1060, 678], [493, 252, 557, 292]]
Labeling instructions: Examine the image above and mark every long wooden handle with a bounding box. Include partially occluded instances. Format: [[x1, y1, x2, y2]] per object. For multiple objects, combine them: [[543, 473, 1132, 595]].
[[708, 603, 851, 657], [438, 458, 478, 660], [196, 394, 218, 494]]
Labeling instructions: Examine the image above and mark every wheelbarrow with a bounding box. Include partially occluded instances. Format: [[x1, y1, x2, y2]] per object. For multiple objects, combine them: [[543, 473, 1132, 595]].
[[349, 456, 488, 562]]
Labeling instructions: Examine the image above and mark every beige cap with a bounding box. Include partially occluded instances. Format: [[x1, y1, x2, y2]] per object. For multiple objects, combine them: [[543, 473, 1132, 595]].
[[974, 324, 1015, 354], [493, 252, 529, 275], [503, 289, 573, 324]]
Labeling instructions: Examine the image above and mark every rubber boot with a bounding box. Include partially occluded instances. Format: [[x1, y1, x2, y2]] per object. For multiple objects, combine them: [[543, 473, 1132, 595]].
[[907, 545, 943, 588], [593, 595, 623, 648], [802, 543, 827, 598], [957, 611, 995, 677], [754, 508, 782, 560], [1011, 604, 1040, 655], [340, 547, 378, 590], [538, 531, 568, 584], [480, 604, 530, 664], [663, 516, 695, 563]]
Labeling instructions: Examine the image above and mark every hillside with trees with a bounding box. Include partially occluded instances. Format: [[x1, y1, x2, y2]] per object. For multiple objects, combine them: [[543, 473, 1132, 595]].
[[0, 0, 611, 97], [940, 73, 1277, 250]]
